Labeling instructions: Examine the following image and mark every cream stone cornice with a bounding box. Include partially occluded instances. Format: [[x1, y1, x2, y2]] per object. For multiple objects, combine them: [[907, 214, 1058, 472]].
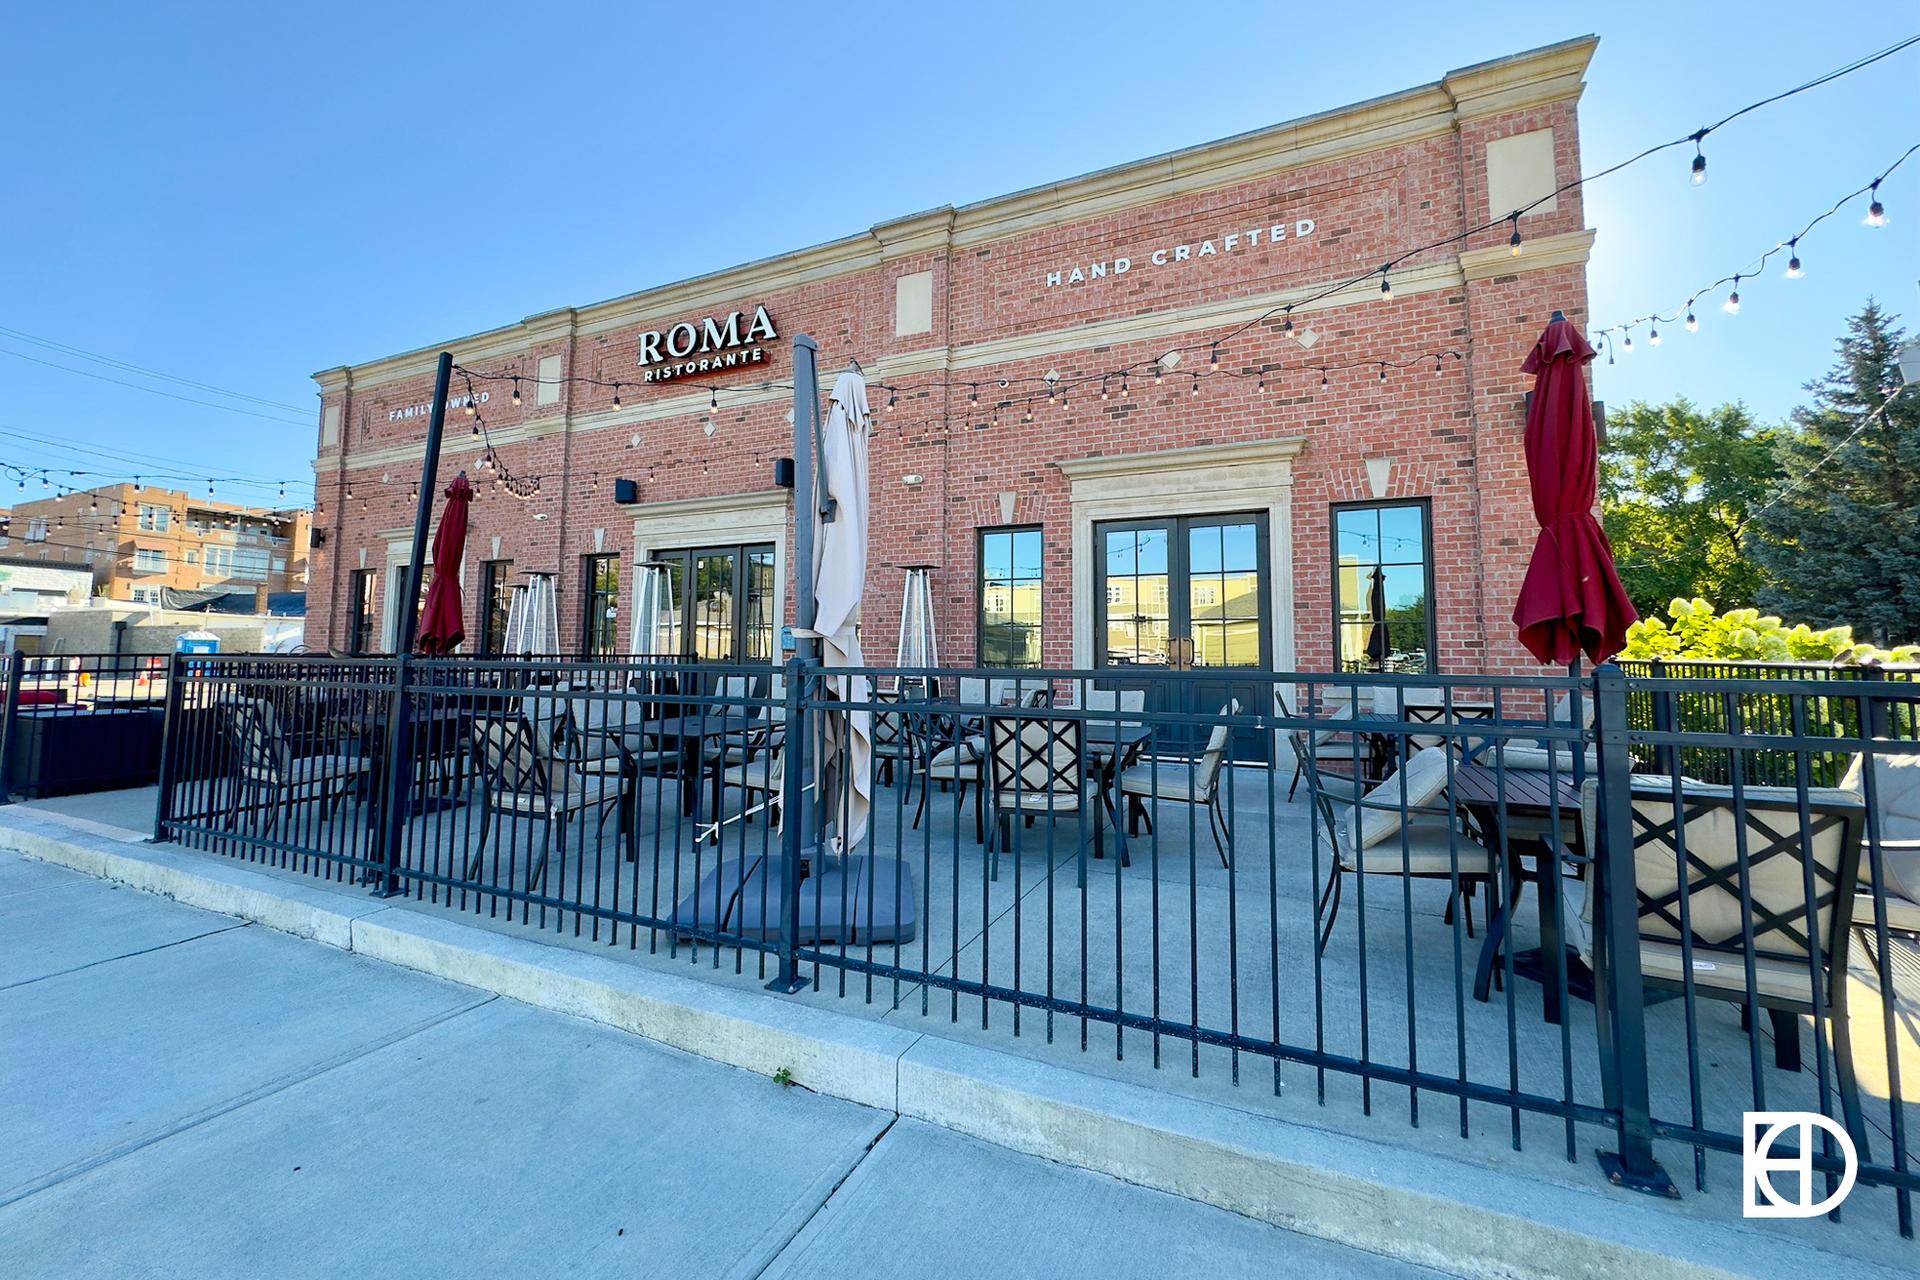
[[626, 489, 789, 522], [1058, 438, 1306, 485], [313, 38, 1594, 394], [1458, 228, 1595, 282]]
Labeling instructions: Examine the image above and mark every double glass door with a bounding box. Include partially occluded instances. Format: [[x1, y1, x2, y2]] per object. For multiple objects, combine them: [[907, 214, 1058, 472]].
[[1095, 513, 1270, 757], [654, 543, 777, 661]]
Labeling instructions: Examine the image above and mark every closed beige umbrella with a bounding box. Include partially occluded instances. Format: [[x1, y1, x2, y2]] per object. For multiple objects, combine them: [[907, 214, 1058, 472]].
[[811, 368, 872, 855]]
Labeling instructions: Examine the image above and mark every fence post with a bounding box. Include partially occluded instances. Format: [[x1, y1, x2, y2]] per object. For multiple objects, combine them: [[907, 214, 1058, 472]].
[[1863, 665, 1890, 740], [150, 652, 187, 842], [1648, 658, 1677, 777], [1591, 662, 1676, 1197], [372, 653, 413, 898], [767, 654, 809, 993], [0, 649, 24, 806]]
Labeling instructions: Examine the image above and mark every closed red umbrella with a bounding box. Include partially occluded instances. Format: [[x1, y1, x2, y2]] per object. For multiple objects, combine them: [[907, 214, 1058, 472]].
[[1511, 316, 1636, 665], [415, 472, 473, 655]]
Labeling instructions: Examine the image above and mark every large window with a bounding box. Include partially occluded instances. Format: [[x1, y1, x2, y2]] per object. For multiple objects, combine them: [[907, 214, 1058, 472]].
[[1333, 501, 1435, 674], [979, 527, 1043, 667], [347, 569, 376, 655], [478, 559, 513, 656], [132, 548, 168, 574], [582, 554, 621, 657], [138, 504, 171, 532]]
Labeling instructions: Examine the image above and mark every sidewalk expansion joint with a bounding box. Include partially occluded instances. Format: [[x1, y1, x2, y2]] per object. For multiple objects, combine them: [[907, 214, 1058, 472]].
[[0, 921, 251, 993]]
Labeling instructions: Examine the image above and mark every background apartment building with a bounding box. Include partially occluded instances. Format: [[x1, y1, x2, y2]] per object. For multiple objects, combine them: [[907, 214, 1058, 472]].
[[4, 484, 312, 606]]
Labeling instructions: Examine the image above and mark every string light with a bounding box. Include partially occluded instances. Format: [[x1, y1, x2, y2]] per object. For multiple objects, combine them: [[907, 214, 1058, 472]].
[[1189, 373, 1201, 397], [511, 377, 522, 406], [1320, 368, 1329, 388], [1208, 346, 1221, 372], [1685, 302, 1699, 332], [1119, 373, 1129, 397], [1433, 354, 1445, 375], [1378, 362, 1388, 383], [612, 387, 621, 407], [1648, 325, 1661, 346], [1379, 269, 1393, 302], [886, 388, 897, 412], [1785, 239, 1803, 277], [1508, 213, 1523, 256], [1866, 179, 1887, 225], [709, 389, 719, 418], [1723, 275, 1742, 314], [1690, 134, 1708, 186]]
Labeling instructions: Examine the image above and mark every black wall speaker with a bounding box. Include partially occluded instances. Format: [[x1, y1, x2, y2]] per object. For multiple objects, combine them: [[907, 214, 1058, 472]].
[[613, 478, 640, 505], [773, 456, 795, 488]]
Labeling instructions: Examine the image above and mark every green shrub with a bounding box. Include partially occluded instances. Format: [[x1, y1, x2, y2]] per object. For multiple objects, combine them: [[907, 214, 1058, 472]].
[[1621, 597, 1920, 665]]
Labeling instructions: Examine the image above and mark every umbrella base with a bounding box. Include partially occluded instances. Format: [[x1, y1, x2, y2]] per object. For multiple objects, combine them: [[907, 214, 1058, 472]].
[[673, 850, 917, 945]]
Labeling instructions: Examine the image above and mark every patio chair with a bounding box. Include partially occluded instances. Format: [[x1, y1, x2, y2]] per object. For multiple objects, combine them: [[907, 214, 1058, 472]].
[[1294, 733, 1496, 957], [1119, 698, 1240, 867], [1837, 750, 1920, 944], [715, 746, 782, 836], [1562, 775, 1870, 1149], [906, 700, 984, 844], [986, 710, 1111, 882], [871, 689, 912, 788], [465, 712, 629, 895], [1281, 691, 1367, 801], [221, 697, 370, 835]]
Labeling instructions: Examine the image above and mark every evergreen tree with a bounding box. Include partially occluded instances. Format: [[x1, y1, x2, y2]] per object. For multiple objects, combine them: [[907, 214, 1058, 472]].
[[1751, 301, 1920, 645], [1599, 398, 1779, 615]]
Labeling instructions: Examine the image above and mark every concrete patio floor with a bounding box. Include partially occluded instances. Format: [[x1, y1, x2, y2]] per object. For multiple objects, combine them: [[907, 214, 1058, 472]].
[[26, 776, 1920, 1269]]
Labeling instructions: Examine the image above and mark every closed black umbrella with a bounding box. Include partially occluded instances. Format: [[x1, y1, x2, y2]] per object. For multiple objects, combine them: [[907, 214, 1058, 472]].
[[1365, 567, 1391, 670]]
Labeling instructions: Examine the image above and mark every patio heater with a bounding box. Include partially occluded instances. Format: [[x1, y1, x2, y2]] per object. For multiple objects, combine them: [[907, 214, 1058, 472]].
[[629, 560, 680, 658], [893, 563, 938, 697], [502, 572, 559, 656], [672, 334, 916, 949]]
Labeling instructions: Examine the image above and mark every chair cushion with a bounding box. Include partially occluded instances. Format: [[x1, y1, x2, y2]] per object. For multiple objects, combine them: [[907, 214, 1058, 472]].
[[247, 752, 368, 786], [722, 758, 779, 791], [1339, 822, 1494, 876], [1119, 766, 1210, 803], [1841, 752, 1920, 900], [1856, 886, 1920, 935], [1341, 746, 1451, 850], [997, 787, 1087, 813], [491, 774, 623, 814], [926, 736, 984, 779], [1489, 743, 1600, 774]]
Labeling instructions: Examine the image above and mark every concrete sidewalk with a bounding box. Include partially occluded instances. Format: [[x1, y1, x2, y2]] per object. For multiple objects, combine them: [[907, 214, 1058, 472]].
[[0, 850, 1441, 1279]]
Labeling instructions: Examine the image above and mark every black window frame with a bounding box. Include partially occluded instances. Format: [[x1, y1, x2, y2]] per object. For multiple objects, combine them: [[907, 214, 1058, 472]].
[[477, 559, 513, 656], [977, 525, 1045, 669], [347, 568, 376, 656], [1329, 498, 1437, 674], [581, 553, 621, 658], [649, 543, 777, 662]]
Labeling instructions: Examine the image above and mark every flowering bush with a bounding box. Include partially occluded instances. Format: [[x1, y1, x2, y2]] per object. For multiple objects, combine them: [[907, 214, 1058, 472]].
[[1621, 597, 1920, 664]]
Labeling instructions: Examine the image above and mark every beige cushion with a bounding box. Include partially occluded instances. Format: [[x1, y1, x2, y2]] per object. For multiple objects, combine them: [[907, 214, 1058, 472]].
[[1841, 752, 1920, 901], [998, 786, 1087, 813], [927, 737, 984, 779], [1339, 822, 1495, 876], [244, 752, 367, 786], [1855, 886, 1920, 934], [1489, 743, 1599, 774], [1341, 746, 1451, 850], [1119, 766, 1211, 803], [722, 755, 779, 792], [492, 773, 623, 814]]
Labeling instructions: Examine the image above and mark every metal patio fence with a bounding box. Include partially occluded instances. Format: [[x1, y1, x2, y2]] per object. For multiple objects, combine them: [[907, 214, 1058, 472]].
[[144, 651, 1917, 1241], [0, 650, 172, 802]]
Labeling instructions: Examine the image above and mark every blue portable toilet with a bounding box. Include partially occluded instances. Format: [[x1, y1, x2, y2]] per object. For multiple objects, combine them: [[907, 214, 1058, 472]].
[[175, 629, 220, 656]]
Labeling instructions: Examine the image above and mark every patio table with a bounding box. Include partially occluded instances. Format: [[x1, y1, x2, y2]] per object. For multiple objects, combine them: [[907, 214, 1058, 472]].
[[1450, 761, 1588, 1023]]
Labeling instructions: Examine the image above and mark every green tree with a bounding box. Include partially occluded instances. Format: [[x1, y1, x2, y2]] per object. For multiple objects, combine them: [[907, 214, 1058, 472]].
[[1599, 398, 1780, 616], [1751, 301, 1920, 645]]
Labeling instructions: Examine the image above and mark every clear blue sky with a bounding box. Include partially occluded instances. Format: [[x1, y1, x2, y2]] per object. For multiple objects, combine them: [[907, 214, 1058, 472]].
[[3, 2, 1915, 510]]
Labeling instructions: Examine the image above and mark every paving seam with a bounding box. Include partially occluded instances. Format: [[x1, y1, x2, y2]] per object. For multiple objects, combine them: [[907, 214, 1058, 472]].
[[0, 920, 252, 993], [746, 1115, 900, 1279], [0, 994, 498, 1210]]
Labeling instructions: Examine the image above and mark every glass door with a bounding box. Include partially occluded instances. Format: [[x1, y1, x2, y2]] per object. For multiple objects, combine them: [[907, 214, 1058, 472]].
[[653, 543, 777, 662], [1095, 513, 1269, 758]]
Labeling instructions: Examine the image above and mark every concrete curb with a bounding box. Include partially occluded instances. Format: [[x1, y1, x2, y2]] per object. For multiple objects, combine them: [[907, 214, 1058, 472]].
[[2, 807, 1904, 1280]]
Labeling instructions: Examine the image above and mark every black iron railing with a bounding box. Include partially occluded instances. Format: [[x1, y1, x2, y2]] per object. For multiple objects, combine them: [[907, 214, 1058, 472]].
[[145, 652, 1918, 1240], [0, 651, 173, 802]]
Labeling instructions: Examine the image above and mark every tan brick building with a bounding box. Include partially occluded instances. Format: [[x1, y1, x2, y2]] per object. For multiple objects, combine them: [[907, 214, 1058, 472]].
[[310, 38, 1597, 693], [6, 484, 312, 606]]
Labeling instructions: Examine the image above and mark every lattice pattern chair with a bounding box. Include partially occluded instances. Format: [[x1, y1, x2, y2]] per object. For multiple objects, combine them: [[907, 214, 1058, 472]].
[[1294, 733, 1496, 957], [1119, 698, 1240, 867], [905, 700, 984, 844], [986, 711, 1110, 881], [1561, 775, 1869, 1150], [871, 689, 912, 788], [466, 712, 629, 894], [221, 697, 370, 835], [1838, 750, 1920, 941]]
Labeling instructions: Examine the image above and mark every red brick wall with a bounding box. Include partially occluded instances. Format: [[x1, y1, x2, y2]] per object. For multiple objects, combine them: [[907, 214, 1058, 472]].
[[310, 86, 1588, 677]]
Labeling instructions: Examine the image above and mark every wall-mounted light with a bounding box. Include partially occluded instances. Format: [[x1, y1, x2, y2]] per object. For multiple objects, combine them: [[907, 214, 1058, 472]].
[[902, 474, 924, 487]]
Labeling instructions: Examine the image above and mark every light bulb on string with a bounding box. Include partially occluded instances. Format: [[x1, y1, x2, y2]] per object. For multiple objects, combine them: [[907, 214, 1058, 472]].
[[968, 384, 979, 405], [1153, 363, 1163, 386], [1209, 346, 1221, 372], [1622, 329, 1633, 355], [470, 420, 480, 438], [709, 389, 719, 418], [1099, 378, 1109, 401], [1648, 325, 1661, 347], [511, 378, 522, 406], [1690, 135, 1708, 186], [612, 386, 622, 407], [1866, 179, 1887, 226], [1723, 276, 1741, 314], [1021, 403, 1033, 425], [1119, 373, 1129, 397], [886, 388, 897, 412], [1281, 308, 1294, 336], [1433, 355, 1445, 376], [1508, 214, 1522, 257], [1189, 374, 1200, 397], [1685, 301, 1699, 333], [1379, 269, 1393, 302], [1785, 238, 1803, 278], [1378, 363, 1388, 383], [1320, 368, 1329, 388]]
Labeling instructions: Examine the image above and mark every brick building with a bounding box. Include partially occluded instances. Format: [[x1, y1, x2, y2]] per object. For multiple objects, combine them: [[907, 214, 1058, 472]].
[[6, 484, 312, 606], [310, 38, 1597, 693]]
